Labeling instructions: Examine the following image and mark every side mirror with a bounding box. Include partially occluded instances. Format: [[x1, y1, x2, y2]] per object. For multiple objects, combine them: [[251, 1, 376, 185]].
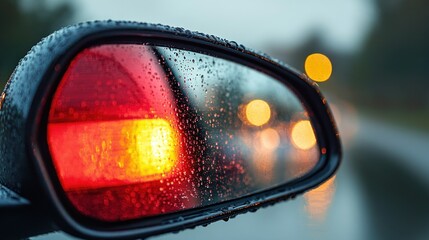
[[0, 21, 341, 239]]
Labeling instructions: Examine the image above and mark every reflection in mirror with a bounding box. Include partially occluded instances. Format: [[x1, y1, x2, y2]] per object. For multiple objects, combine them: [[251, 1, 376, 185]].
[[47, 44, 319, 222]]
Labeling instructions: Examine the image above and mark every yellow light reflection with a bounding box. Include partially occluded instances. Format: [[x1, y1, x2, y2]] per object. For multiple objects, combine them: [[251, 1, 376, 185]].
[[245, 99, 271, 126], [291, 120, 316, 150], [259, 128, 280, 150], [304, 53, 332, 82], [132, 119, 178, 176], [304, 176, 336, 221]]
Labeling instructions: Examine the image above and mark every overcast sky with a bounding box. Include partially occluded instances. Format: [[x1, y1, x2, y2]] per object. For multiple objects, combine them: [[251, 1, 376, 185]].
[[70, 0, 375, 53]]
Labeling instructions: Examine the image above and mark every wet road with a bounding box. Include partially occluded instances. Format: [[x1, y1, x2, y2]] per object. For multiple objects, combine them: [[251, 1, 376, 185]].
[[355, 116, 429, 184]]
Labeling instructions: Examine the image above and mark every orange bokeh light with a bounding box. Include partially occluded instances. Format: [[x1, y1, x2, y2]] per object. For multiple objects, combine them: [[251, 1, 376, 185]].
[[245, 99, 271, 126], [291, 120, 317, 150], [305, 53, 332, 82]]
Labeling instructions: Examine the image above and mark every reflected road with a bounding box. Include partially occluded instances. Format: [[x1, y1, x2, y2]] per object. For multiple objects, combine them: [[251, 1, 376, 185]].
[[154, 103, 429, 240]]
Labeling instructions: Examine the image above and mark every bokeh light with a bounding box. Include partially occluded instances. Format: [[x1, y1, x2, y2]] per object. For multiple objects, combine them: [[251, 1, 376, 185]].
[[259, 128, 280, 150], [291, 120, 317, 150], [245, 99, 271, 126], [304, 53, 332, 82]]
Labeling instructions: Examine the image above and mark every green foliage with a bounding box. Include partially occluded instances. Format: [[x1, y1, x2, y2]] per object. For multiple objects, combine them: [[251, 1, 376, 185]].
[[0, 0, 74, 89], [351, 0, 429, 108]]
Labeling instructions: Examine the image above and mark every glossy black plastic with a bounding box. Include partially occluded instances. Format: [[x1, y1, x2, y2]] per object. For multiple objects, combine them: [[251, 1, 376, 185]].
[[0, 21, 341, 239]]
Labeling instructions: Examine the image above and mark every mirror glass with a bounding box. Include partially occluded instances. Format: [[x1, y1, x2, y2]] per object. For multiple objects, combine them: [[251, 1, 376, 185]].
[[47, 43, 320, 222]]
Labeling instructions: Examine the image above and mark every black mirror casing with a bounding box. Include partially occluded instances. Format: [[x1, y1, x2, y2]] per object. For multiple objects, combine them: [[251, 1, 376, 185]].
[[0, 21, 341, 239]]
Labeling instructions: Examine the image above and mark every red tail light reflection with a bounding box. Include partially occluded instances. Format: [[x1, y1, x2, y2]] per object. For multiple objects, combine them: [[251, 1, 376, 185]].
[[47, 44, 198, 221]]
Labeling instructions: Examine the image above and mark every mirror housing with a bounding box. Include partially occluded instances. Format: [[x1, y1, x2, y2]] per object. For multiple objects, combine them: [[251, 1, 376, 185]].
[[0, 21, 341, 239]]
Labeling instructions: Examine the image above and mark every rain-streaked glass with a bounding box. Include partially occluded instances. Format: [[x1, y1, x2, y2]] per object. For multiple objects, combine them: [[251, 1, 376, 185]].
[[47, 44, 320, 222]]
